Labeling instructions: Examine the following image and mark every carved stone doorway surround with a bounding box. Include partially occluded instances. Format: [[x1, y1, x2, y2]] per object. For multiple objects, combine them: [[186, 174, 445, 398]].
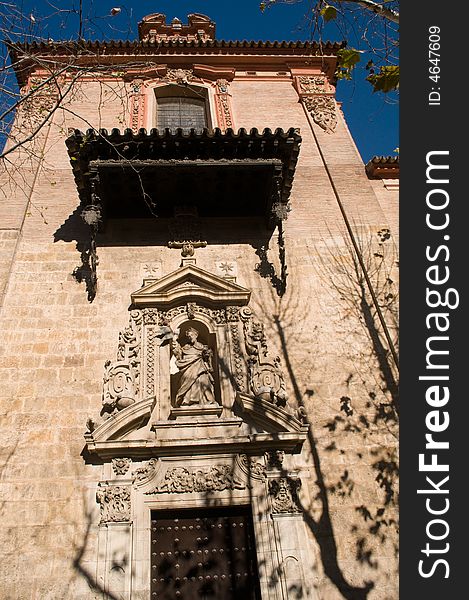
[[85, 262, 317, 599]]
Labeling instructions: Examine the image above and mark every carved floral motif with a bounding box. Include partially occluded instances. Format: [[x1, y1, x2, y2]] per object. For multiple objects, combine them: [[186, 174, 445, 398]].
[[303, 96, 337, 133], [215, 78, 234, 130], [129, 78, 145, 132], [96, 485, 131, 523], [298, 75, 328, 95], [112, 457, 132, 476], [269, 478, 301, 513], [148, 465, 245, 494], [230, 322, 245, 391]]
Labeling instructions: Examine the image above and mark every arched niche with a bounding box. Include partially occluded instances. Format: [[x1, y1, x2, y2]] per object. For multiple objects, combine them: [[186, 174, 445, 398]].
[[169, 319, 222, 417]]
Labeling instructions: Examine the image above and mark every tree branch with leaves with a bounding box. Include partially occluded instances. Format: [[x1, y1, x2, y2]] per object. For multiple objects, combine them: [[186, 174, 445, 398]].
[[261, 0, 399, 93]]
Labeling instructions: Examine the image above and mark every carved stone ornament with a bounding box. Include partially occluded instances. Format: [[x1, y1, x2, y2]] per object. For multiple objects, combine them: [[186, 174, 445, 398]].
[[112, 457, 132, 476], [237, 454, 266, 481], [303, 96, 337, 133], [298, 75, 329, 95], [269, 478, 302, 514], [133, 459, 159, 484], [240, 307, 288, 407], [148, 465, 245, 494], [163, 68, 199, 83], [129, 78, 145, 132], [96, 485, 131, 523], [265, 450, 285, 470], [101, 310, 142, 418], [20, 76, 60, 127]]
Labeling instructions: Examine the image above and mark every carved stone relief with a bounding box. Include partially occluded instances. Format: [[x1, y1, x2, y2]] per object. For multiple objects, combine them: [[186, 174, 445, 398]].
[[148, 465, 245, 494], [102, 310, 142, 417], [163, 69, 200, 83], [265, 450, 285, 471], [133, 459, 158, 484], [303, 96, 337, 133], [20, 76, 60, 127], [237, 454, 266, 481], [129, 78, 146, 132], [298, 75, 330, 95], [269, 478, 302, 514], [112, 457, 132, 476], [214, 78, 234, 130], [96, 485, 131, 523], [240, 307, 288, 407]]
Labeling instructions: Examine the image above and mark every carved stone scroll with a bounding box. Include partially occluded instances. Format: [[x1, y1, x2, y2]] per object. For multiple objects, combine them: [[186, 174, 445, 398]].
[[238, 454, 266, 481], [96, 485, 131, 523], [269, 478, 302, 514], [133, 459, 158, 484], [147, 465, 245, 494]]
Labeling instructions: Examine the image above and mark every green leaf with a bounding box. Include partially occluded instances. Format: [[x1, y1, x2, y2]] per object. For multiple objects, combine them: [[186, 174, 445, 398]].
[[320, 5, 337, 22], [336, 48, 362, 80], [366, 65, 400, 93]]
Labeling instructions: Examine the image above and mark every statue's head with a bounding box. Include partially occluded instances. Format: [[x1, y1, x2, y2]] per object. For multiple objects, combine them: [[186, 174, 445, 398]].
[[185, 327, 199, 343]]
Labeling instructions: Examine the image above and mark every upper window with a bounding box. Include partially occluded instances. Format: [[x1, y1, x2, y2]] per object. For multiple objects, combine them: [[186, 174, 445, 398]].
[[157, 96, 208, 130]]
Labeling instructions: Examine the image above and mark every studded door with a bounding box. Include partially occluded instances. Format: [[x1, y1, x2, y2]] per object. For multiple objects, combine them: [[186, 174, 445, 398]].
[[150, 506, 261, 599]]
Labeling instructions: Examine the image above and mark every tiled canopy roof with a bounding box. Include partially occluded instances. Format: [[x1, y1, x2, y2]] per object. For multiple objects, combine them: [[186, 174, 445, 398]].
[[365, 156, 399, 179], [65, 127, 302, 220]]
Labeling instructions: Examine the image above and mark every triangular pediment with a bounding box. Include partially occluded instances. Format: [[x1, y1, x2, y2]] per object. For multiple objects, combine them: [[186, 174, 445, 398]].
[[131, 264, 250, 307]]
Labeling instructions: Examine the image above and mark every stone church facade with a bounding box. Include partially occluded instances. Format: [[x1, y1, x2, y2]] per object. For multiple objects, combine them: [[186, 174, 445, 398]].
[[0, 13, 398, 600]]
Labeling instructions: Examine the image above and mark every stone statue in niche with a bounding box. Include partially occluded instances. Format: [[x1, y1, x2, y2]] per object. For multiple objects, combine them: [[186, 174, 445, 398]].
[[171, 327, 216, 406]]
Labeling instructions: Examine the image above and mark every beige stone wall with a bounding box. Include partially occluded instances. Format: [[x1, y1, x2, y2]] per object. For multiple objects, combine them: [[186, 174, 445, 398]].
[[0, 69, 398, 599]]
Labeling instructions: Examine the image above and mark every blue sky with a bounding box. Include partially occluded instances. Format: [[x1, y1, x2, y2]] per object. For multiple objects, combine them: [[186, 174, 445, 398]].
[[6, 0, 398, 161]]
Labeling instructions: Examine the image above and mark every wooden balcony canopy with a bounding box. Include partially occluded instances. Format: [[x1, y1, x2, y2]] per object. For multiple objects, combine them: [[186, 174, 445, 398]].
[[65, 127, 302, 224]]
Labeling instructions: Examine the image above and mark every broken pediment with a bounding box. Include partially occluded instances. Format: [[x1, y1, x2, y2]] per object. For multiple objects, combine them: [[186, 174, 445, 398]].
[[85, 392, 308, 461], [131, 264, 251, 308]]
